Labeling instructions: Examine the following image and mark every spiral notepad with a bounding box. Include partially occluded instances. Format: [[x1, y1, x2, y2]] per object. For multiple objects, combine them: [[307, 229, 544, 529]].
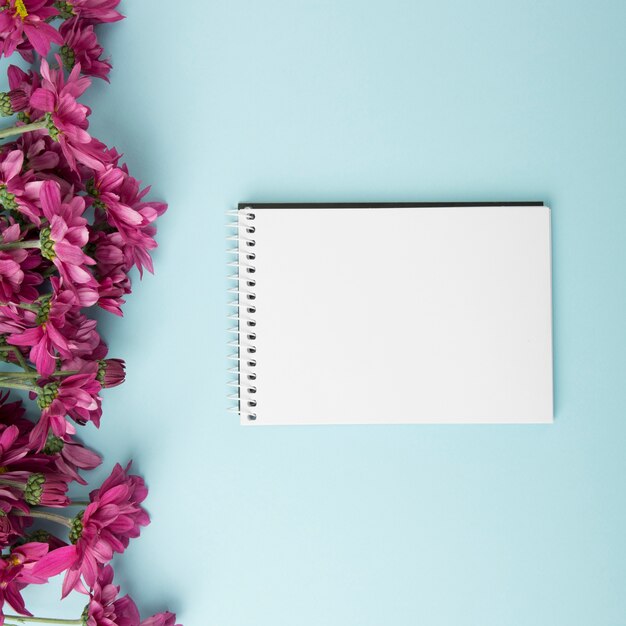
[[228, 203, 553, 425]]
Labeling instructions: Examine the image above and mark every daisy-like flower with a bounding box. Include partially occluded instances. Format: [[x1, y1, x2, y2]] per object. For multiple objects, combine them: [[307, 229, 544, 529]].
[[0, 149, 45, 224], [33, 462, 149, 597], [0, 0, 62, 59], [0, 218, 43, 309], [88, 166, 144, 233], [0, 66, 33, 118], [85, 565, 180, 626], [0, 541, 50, 624], [97, 358, 125, 388], [39, 180, 98, 303], [0, 468, 70, 508], [42, 432, 101, 485], [7, 277, 76, 376], [59, 18, 111, 81], [91, 167, 167, 276], [0, 224, 29, 302], [90, 230, 130, 315], [0, 508, 30, 548], [140, 612, 181, 626], [14, 131, 60, 177], [29, 58, 109, 171], [29, 363, 102, 450], [55, 0, 123, 24]]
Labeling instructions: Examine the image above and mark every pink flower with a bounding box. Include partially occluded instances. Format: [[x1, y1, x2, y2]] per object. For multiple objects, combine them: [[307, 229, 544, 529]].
[[0, 510, 30, 548], [140, 612, 181, 626], [0, 65, 36, 117], [29, 364, 102, 449], [88, 166, 144, 232], [0, 149, 44, 224], [39, 180, 98, 303], [85, 565, 137, 626], [0, 541, 50, 623], [90, 230, 130, 315], [33, 462, 149, 597], [0, 1, 62, 59], [60, 18, 111, 81], [7, 278, 76, 376], [97, 358, 125, 388], [56, 0, 124, 24], [82, 565, 181, 626], [42, 432, 101, 485], [91, 167, 167, 276], [24, 471, 70, 507], [0, 218, 43, 307], [0, 224, 30, 301], [30, 58, 108, 172], [64, 313, 104, 360]]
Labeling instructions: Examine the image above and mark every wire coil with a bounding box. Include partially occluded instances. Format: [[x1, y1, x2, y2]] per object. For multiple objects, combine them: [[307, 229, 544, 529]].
[[227, 207, 257, 421]]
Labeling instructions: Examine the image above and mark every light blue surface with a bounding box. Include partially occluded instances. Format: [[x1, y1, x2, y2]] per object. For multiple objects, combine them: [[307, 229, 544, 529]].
[[21, 1, 626, 624]]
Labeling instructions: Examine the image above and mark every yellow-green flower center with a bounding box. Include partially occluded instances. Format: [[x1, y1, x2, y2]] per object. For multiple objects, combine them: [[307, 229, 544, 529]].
[[14, 0, 28, 19]]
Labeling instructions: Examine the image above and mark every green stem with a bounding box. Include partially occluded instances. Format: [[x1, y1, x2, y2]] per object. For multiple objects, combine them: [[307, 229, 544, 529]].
[[0, 120, 47, 141], [69, 500, 89, 507], [0, 478, 25, 490], [4, 617, 83, 625], [0, 381, 38, 392], [0, 370, 77, 379], [0, 240, 41, 250], [15, 509, 72, 529]]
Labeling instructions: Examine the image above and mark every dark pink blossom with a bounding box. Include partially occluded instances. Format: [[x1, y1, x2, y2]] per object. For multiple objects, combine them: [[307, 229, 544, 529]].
[[140, 612, 181, 626], [60, 18, 111, 81], [91, 168, 167, 276], [29, 364, 102, 449], [7, 278, 76, 376], [90, 230, 130, 315], [30, 58, 109, 171], [0, 541, 50, 623], [33, 462, 149, 597], [97, 358, 125, 388], [0, 224, 29, 301], [0, 149, 44, 224], [56, 0, 123, 24], [0, 221, 43, 302], [42, 432, 101, 485], [84, 565, 179, 626], [0, 0, 62, 59], [39, 180, 98, 304]]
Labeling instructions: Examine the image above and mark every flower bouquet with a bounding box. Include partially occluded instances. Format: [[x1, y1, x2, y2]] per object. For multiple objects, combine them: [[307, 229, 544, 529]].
[[0, 1, 177, 624]]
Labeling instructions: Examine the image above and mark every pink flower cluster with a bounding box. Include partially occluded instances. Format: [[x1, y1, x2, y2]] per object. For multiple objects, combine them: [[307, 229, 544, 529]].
[[0, 2, 178, 625]]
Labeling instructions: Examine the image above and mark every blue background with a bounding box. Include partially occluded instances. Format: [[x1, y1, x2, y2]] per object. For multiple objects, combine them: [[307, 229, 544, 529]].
[[19, 0, 626, 624]]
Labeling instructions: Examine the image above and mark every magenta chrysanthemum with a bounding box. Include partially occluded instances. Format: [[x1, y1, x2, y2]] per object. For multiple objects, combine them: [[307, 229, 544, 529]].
[[33, 462, 149, 597], [0, 3, 173, 622], [0, 0, 63, 59]]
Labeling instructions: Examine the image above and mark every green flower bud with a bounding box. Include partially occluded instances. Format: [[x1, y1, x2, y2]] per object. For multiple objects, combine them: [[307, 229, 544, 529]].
[[0, 93, 14, 117], [54, 1, 75, 19], [60, 44, 76, 72], [69, 510, 84, 545], [0, 184, 18, 212], [40, 225, 56, 261], [37, 382, 60, 410], [43, 435, 65, 455], [44, 112, 60, 142], [24, 473, 45, 506], [35, 294, 52, 326]]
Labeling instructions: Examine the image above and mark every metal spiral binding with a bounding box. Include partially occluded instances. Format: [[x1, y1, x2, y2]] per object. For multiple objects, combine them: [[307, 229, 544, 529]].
[[227, 207, 257, 421]]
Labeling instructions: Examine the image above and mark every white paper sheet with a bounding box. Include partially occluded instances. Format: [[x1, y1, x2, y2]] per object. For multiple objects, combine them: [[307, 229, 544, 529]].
[[237, 205, 553, 425]]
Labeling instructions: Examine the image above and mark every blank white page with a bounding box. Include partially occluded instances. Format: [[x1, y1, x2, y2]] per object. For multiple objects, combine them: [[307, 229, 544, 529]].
[[238, 205, 553, 425]]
